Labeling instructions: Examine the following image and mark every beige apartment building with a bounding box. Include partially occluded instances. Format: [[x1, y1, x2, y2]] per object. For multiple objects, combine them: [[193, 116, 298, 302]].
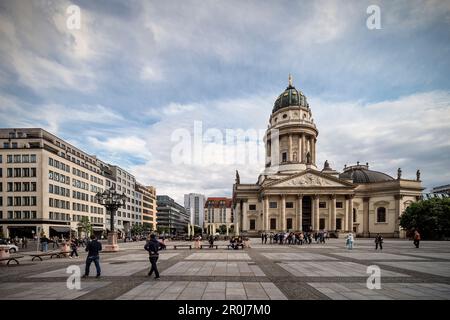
[[0, 128, 155, 239], [204, 197, 235, 235], [136, 183, 157, 231], [233, 76, 424, 238]]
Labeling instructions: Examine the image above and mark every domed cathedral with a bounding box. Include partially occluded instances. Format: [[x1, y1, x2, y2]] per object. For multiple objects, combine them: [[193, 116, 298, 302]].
[[232, 75, 424, 238]]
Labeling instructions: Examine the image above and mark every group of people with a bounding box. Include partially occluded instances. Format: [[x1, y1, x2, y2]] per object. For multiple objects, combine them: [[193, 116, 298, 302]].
[[260, 231, 328, 245], [229, 236, 250, 249]]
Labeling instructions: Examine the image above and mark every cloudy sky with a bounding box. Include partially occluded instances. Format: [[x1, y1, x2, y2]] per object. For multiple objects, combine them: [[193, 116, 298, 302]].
[[1, 0, 449, 203]]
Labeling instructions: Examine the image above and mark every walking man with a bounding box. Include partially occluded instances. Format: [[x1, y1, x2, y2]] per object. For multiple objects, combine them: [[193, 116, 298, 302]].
[[413, 230, 421, 248], [145, 234, 163, 279], [69, 238, 79, 258], [375, 233, 383, 250], [83, 235, 102, 278], [261, 232, 265, 244]]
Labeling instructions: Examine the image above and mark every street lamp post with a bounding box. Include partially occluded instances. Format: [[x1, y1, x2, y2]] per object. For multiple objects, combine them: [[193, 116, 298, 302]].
[[95, 188, 126, 252]]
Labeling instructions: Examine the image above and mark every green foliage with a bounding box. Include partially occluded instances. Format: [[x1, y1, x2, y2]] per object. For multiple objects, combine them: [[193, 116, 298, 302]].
[[130, 224, 144, 235], [77, 216, 93, 237], [218, 225, 227, 234], [157, 226, 169, 234], [400, 197, 450, 239]]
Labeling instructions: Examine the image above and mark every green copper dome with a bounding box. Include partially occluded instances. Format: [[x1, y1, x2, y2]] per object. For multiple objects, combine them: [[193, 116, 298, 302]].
[[272, 75, 309, 113]]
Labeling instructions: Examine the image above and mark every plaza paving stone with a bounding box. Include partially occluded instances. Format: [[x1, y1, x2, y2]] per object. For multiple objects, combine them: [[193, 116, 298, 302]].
[[161, 261, 265, 277], [309, 282, 450, 300], [379, 261, 450, 277], [261, 253, 337, 260], [185, 253, 251, 260], [331, 252, 426, 260], [278, 261, 409, 277], [1, 239, 450, 300], [29, 261, 149, 278], [116, 281, 287, 300], [105, 253, 179, 262], [0, 281, 110, 300]]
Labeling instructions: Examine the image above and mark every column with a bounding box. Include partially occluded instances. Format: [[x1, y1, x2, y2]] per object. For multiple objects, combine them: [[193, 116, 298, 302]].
[[302, 134, 306, 163], [242, 200, 248, 231], [363, 197, 370, 237], [297, 194, 303, 231], [311, 138, 315, 165], [212, 224, 216, 235], [312, 195, 320, 231], [281, 195, 286, 232], [330, 195, 336, 231], [226, 225, 229, 236], [343, 197, 349, 231], [348, 196, 354, 233], [394, 195, 403, 237], [264, 196, 269, 231], [298, 135, 302, 163], [188, 223, 191, 237], [288, 134, 293, 162]]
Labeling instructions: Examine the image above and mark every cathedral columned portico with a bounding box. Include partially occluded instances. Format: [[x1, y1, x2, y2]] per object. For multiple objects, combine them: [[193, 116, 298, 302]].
[[232, 76, 424, 238]]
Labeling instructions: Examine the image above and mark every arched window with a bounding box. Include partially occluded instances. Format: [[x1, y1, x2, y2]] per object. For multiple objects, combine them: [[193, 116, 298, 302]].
[[377, 207, 386, 223]]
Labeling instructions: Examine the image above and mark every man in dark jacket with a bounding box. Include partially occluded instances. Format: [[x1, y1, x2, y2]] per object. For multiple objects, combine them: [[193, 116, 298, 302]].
[[375, 233, 383, 250], [83, 235, 102, 278], [144, 234, 163, 279]]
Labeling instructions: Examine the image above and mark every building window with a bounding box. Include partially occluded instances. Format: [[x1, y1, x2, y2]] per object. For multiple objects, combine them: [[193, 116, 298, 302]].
[[287, 218, 293, 230], [377, 207, 386, 223], [269, 202, 277, 209], [30, 155, 36, 163], [353, 208, 357, 223], [336, 218, 342, 230], [319, 202, 327, 208], [336, 202, 343, 208], [270, 218, 277, 230], [249, 219, 256, 230], [286, 202, 294, 209], [282, 152, 287, 163], [249, 204, 256, 211]]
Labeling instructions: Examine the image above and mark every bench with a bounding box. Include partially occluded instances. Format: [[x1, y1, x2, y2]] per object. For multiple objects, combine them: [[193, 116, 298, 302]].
[[227, 244, 244, 250], [200, 245, 218, 249], [173, 245, 192, 250], [0, 255, 24, 265], [29, 251, 65, 261]]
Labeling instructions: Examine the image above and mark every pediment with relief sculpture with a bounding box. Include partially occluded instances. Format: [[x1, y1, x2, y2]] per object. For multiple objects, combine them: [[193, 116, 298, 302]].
[[265, 171, 354, 188]]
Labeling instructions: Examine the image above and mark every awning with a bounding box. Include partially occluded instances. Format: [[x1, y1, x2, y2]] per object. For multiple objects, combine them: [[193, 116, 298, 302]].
[[92, 227, 105, 231], [50, 226, 70, 233]]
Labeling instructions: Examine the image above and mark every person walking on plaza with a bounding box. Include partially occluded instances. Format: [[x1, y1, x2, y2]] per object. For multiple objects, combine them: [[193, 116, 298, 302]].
[[375, 233, 383, 250], [83, 235, 102, 278], [264, 233, 268, 244], [22, 237, 28, 249], [69, 238, 79, 258], [261, 232, 265, 244], [40, 234, 49, 252], [269, 233, 273, 244], [413, 230, 421, 248], [145, 234, 163, 279], [346, 233, 354, 250], [208, 234, 215, 248]]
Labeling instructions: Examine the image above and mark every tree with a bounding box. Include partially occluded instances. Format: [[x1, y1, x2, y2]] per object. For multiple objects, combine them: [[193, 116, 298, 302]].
[[218, 225, 227, 234], [77, 216, 93, 238], [400, 197, 450, 240], [131, 224, 144, 236]]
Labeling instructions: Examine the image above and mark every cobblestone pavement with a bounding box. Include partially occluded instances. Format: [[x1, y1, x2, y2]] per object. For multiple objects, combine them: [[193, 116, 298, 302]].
[[1, 239, 450, 300]]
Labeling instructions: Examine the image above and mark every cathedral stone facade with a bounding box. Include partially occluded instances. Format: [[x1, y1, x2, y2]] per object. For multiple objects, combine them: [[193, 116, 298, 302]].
[[232, 76, 423, 238]]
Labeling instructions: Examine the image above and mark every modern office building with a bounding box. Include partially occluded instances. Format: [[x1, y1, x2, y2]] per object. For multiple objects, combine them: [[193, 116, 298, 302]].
[[184, 193, 205, 227], [0, 128, 154, 239], [136, 183, 157, 230], [0, 128, 106, 238], [156, 195, 189, 234], [432, 184, 450, 194], [204, 197, 234, 235]]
